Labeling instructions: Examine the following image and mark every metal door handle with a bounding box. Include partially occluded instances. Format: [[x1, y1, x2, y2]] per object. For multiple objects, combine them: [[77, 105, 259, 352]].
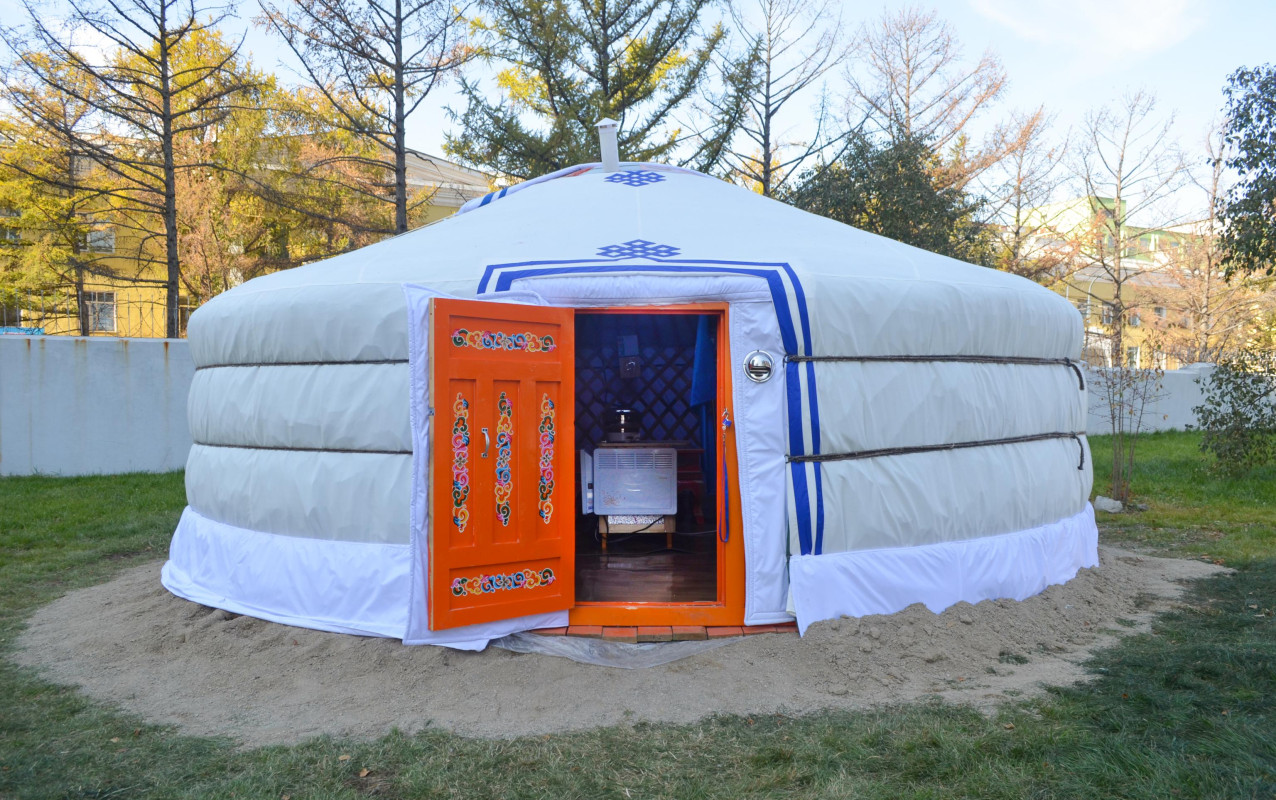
[[481, 427, 490, 458]]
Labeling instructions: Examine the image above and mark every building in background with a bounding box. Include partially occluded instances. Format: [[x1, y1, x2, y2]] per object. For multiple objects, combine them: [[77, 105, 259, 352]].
[[405, 152, 494, 226], [1023, 197, 1273, 369]]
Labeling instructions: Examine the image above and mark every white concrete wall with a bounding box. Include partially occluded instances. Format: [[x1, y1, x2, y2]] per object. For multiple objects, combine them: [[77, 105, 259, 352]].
[[1084, 364, 1213, 436], [0, 334, 1211, 475], [0, 336, 194, 476]]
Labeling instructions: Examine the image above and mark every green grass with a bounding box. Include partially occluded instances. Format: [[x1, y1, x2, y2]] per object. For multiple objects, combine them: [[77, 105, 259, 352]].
[[2, 440, 1275, 799], [0, 472, 184, 631], [1089, 430, 1276, 566]]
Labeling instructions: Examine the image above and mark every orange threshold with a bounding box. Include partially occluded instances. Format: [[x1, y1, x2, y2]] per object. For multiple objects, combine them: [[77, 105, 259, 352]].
[[567, 304, 745, 628]]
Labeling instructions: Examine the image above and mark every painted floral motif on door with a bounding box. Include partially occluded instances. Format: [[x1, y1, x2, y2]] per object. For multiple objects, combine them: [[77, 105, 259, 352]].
[[538, 394, 556, 523], [494, 392, 514, 525], [451, 567, 556, 597], [451, 393, 471, 532], [451, 328, 556, 353]]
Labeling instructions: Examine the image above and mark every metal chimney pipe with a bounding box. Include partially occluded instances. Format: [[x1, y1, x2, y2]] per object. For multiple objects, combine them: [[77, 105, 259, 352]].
[[595, 118, 620, 172]]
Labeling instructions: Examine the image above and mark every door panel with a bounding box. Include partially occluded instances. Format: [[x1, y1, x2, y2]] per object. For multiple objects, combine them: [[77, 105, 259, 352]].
[[429, 298, 575, 630]]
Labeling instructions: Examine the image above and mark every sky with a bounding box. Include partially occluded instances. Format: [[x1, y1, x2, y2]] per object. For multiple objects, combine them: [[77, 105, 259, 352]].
[[4, 0, 1274, 207], [943, 0, 1274, 153], [381, 0, 1274, 163]]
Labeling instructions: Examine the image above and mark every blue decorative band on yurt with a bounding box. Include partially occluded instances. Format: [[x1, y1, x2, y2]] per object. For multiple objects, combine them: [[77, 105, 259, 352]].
[[477, 256, 826, 557]]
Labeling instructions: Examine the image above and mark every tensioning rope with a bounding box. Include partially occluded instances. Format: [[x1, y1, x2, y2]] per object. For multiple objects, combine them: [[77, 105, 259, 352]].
[[194, 359, 408, 371], [193, 441, 411, 456], [784, 355, 1086, 391], [788, 432, 1087, 470]]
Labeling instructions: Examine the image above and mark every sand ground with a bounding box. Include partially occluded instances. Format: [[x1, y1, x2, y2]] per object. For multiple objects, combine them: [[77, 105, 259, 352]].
[[14, 546, 1224, 747]]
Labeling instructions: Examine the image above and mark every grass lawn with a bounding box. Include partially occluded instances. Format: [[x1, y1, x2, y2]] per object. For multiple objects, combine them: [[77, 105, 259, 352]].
[[1089, 430, 1276, 567], [1, 432, 1274, 799]]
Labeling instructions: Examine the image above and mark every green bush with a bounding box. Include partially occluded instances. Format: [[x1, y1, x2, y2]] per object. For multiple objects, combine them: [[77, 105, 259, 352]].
[[1193, 350, 1276, 473]]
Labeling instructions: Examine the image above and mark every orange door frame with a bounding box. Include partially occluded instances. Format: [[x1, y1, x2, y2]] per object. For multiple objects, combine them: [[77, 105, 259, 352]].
[[568, 304, 746, 627]]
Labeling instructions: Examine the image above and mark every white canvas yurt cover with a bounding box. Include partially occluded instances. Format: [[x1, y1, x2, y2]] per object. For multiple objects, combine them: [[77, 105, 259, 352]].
[[163, 162, 1098, 650]]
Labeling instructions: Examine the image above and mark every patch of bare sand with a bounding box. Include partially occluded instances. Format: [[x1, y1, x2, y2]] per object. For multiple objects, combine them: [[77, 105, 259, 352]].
[[13, 546, 1224, 747]]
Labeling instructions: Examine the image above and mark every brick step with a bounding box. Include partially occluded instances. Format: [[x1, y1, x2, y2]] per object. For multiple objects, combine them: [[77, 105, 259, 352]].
[[530, 622, 798, 642]]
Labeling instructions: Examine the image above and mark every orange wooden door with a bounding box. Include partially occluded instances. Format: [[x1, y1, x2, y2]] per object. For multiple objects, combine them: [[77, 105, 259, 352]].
[[428, 298, 575, 630]]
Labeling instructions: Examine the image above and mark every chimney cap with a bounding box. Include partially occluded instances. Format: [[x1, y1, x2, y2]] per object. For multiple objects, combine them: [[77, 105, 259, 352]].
[[596, 118, 621, 172]]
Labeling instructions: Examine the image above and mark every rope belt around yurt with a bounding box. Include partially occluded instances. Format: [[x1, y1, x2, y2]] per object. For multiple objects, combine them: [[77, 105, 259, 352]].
[[787, 432, 1087, 470], [193, 359, 408, 370], [784, 355, 1086, 390], [194, 442, 413, 455], [783, 354, 1087, 470]]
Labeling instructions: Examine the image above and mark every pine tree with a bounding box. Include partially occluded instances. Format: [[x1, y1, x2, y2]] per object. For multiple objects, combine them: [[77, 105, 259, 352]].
[[786, 134, 989, 263], [446, 0, 746, 179]]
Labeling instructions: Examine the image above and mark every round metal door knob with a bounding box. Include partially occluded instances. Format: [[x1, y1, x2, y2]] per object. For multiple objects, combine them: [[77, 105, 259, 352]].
[[744, 350, 775, 382]]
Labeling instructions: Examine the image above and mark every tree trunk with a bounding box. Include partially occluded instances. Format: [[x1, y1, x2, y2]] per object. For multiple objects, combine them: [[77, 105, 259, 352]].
[[66, 160, 90, 336], [164, 173, 181, 338], [393, 0, 409, 235], [159, 9, 182, 339], [1109, 207, 1129, 502], [760, 49, 773, 197], [74, 264, 89, 336]]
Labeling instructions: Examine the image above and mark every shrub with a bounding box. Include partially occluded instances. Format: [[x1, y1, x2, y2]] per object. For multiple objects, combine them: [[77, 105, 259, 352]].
[[1193, 349, 1276, 473], [1089, 364, 1164, 502]]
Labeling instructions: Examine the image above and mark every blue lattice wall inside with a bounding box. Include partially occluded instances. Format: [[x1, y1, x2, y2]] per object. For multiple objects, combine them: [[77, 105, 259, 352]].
[[574, 314, 717, 449]]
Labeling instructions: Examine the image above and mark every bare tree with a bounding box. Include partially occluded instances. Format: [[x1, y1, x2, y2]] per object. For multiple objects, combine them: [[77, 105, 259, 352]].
[[1070, 90, 1184, 503], [1153, 125, 1276, 364], [258, 0, 470, 234], [1089, 358, 1164, 503], [845, 5, 1024, 191], [980, 109, 1079, 283], [849, 6, 1002, 144], [717, 0, 851, 197], [3, 0, 256, 338], [1072, 90, 1185, 369]]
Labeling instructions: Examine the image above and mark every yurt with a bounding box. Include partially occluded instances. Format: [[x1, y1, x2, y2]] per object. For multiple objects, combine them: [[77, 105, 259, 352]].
[[163, 138, 1098, 650]]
